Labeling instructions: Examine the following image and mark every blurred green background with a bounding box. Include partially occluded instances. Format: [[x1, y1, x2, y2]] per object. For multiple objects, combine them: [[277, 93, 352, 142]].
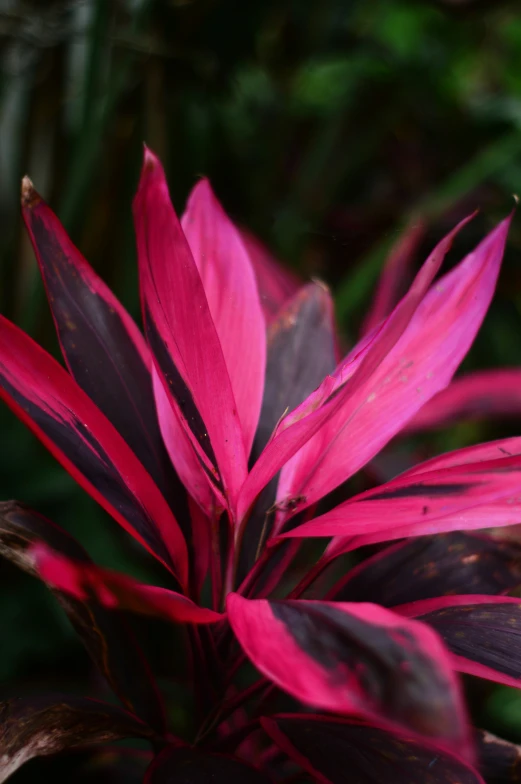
[[3, 0, 521, 774]]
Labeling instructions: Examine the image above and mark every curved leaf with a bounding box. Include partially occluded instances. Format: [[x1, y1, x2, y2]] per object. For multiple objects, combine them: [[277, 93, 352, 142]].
[[285, 446, 521, 559], [227, 594, 471, 755], [0, 315, 188, 587], [21, 178, 188, 527], [33, 543, 223, 625], [397, 596, 521, 689], [0, 695, 153, 783], [181, 179, 266, 459], [133, 148, 247, 511], [262, 715, 484, 783], [274, 214, 511, 520], [328, 532, 521, 606]]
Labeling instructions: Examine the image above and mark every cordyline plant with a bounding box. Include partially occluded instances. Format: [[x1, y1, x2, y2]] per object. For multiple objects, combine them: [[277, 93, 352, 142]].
[[2, 149, 521, 783]]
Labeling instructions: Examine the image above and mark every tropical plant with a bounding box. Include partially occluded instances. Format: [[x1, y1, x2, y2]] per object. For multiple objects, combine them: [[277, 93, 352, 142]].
[[1, 149, 521, 782]]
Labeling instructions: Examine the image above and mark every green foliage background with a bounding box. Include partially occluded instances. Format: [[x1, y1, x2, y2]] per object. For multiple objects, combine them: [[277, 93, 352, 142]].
[[2, 0, 521, 774]]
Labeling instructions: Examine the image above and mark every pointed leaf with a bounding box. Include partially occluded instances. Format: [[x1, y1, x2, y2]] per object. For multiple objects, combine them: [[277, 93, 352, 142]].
[[181, 179, 266, 458], [227, 594, 471, 753], [283, 447, 521, 557], [329, 532, 521, 606], [0, 695, 153, 783], [476, 729, 521, 783], [133, 149, 247, 510], [21, 178, 188, 526], [0, 501, 166, 732], [397, 596, 521, 689], [274, 215, 511, 519], [239, 228, 299, 324], [263, 715, 484, 784], [408, 369, 521, 431], [237, 213, 489, 522], [0, 315, 188, 586], [33, 543, 223, 624], [362, 217, 426, 336], [145, 746, 272, 783]]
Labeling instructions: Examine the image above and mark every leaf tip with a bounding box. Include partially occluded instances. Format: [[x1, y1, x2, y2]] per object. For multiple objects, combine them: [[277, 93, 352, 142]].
[[21, 176, 40, 209]]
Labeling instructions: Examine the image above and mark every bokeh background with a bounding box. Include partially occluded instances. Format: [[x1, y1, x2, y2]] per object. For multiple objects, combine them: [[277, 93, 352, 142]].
[[3, 0, 521, 777]]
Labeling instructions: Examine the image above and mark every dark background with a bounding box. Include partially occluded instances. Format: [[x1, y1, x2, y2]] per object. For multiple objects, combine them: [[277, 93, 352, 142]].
[[2, 0, 521, 771]]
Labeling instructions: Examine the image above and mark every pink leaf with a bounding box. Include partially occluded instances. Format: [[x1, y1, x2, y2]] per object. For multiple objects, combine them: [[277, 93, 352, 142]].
[[274, 214, 511, 519], [395, 595, 521, 690], [33, 544, 223, 624], [0, 315, 188, 588], [133, 148, 247, 512], [227, 594, 471, 755], [281, 444, 521, 557], [238, 213, 507, 523], [181, 179, 266, 458]]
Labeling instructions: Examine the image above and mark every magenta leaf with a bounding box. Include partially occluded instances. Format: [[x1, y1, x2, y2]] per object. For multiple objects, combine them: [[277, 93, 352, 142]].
[[238, 213, 509, 524], [133, 148, 247, 511], [262, 715, 484, 784], [476, 729, 521, 782], [329, 532, 521, 606], [21, 179, 188, 527], [408, 369, 521, 431], [285, 447, 521, 557], [181, 179, 266, 459], [397, 596, 521, 688], [227, 594, 471, 754], [273, 214, 511, 520], [145, 746, 272, 783], [0, 501, 166, 732], [0, 315, 188, 587], [33, 543, 223, 625], [0, 695, 154, 782]]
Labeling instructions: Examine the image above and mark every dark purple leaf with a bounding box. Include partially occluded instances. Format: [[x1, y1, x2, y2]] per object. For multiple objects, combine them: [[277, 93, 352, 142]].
[[228, 595, 471, 755], [329, 532, 521, 606], [145, 746, 272, 783], [21, 180, 189, 528], [0, 694, 153, 782], [0, 315, 188, 585], [262, 715, 484, 783], [398, 596, 521, 689], [238, 284, 336, 584], [0, 501, 166, 732]]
